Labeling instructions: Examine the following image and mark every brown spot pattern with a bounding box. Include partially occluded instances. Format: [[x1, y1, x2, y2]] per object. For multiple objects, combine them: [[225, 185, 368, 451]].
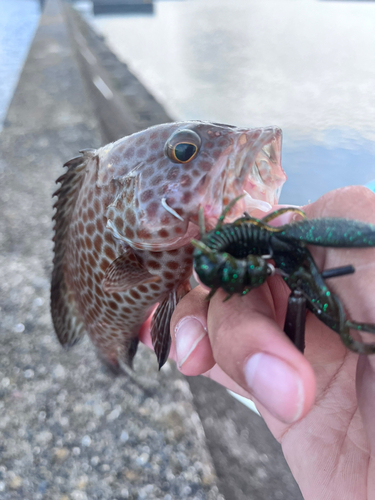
[[56, 121, 262, 370]]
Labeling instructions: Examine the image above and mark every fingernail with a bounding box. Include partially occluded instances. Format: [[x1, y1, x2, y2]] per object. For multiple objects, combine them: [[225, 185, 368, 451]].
[[244, 353, 304, 423], [175, 317, 207, 367]]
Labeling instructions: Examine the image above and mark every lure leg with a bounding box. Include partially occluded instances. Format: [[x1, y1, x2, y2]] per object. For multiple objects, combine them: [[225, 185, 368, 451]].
[[344, 336, 375, 354], [223, 294, 234, 302], [235, 207, 306, 226], [191, 239, 218, 263], [346, 320, 375, 334], [286, 252, 345, 324], [205, 288, 218, 301], [303, 257, 375, 353], [329, 296, 375, 354], [261, 207, 307, 224], [215, 194, 246, 230], [342, 320, 375, 354], [287, 252, 375, 353], [197, 206, 206, 235]]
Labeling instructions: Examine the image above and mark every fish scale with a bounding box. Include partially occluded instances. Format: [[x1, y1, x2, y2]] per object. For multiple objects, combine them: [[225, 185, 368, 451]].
[[51, 121, 286, 371]]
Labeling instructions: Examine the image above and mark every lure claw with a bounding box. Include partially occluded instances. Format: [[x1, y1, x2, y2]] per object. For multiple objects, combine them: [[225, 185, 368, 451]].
[[192, 200, 375, 355], [191, 239, 218, 263]]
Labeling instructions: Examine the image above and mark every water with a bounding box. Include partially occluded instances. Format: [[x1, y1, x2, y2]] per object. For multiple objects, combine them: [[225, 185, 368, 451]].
[[0, 0, 40, 131], [80, 0, 375, 204]]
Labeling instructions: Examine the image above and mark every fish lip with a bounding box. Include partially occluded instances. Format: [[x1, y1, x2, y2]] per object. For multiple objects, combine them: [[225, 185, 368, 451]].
[[238, 127, 283, 185], [232, 127, 285, 214], [199, 127, 286, 228]]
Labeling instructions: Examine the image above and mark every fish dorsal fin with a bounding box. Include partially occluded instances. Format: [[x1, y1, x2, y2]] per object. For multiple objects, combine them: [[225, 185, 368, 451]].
[[102, 249, 160, 293], [151, 282, 191, 369], [51, 150, 97, 347]]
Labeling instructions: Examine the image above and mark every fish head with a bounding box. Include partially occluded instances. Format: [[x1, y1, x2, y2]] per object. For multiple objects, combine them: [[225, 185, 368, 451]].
[[100, 121, 286, 251]]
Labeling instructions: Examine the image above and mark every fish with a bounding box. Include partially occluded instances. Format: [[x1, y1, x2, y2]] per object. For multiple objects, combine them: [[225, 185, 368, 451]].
[[51, 121, 286, 371]]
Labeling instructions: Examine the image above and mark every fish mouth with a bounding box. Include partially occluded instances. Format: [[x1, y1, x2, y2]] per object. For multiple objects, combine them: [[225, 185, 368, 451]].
[[214, 127, 286, 223]]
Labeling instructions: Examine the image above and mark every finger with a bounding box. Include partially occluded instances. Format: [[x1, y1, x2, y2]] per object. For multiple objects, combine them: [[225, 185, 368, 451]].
[[170, 286, 216, 376], [207, 283, 316, 424], [204, 363, 255, 400], [138, 310, 156, 349], [356, 355, 375, 454], [303, 185, 375, 222]]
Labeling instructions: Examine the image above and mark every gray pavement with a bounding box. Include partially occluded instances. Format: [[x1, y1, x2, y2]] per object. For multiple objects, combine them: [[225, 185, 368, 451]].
[[0, 1, 303, 499], [188, 378, 302, 500], [0, 1, 220, 498]]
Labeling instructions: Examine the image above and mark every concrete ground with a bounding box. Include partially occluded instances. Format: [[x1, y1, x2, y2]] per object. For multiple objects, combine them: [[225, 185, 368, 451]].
[[0, 0, 303, 498], [0, 1, 220, 499]]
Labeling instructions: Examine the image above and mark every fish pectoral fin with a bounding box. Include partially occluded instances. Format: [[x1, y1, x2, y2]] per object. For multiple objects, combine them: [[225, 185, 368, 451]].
[[102, 250, 160, 293], [151, 282, 192, 369]]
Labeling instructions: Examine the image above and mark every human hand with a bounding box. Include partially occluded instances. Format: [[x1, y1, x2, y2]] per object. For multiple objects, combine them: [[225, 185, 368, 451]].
[[140, 185, 375, 500]]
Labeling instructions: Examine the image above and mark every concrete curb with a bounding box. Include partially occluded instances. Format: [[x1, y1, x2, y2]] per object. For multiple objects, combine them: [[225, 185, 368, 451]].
[[0, 0, 222, 498], [64, 3, 173, 144]]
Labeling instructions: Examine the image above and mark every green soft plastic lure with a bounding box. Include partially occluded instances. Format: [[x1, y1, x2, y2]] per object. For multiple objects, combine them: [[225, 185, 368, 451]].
[[192, 198, 375, 354]]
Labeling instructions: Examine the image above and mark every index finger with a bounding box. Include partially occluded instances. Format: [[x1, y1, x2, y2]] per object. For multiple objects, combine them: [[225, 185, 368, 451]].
[[206, 279, 316, 424], [170, 273, 316, 424]]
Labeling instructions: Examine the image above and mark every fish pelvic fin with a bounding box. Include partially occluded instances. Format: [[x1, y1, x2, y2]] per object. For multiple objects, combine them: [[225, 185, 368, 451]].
[[151, 281, 192, 369], [97, 336, 140, 375], [51, 150, 97, 347]]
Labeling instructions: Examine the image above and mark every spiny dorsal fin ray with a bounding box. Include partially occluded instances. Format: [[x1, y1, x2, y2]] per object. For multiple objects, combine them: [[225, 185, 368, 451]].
[[51, 150, 97, 347]]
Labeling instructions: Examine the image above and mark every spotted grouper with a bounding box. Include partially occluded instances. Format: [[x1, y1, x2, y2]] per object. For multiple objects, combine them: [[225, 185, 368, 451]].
[[51, 121, 286, 371]]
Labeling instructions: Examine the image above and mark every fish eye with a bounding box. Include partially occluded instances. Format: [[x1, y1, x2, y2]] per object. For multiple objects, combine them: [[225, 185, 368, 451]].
[[164, 129, 201, 164]]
